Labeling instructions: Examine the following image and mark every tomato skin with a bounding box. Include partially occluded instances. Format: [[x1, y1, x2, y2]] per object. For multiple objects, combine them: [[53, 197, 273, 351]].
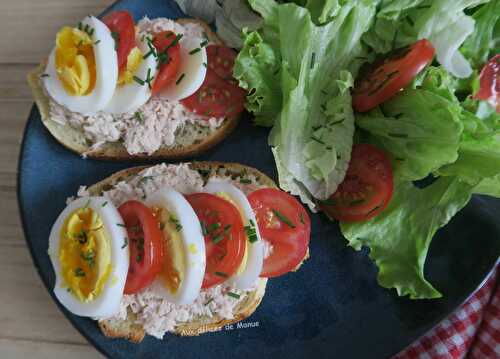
[[206, 45, 238, 81], [248, 188, 310, 278], [353, 39, 435, 112], [321, 144, 394, 223], [474, 54, 500, 113], [185, 193, 246, 288], [180, 69, 246, 118], [118, 200, 164, 294], [102, 11, 136, 72], [151, 31, 181, 95]]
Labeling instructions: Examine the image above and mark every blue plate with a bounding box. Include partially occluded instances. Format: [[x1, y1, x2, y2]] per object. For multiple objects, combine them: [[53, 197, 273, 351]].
[[18, 1, 500, 358]]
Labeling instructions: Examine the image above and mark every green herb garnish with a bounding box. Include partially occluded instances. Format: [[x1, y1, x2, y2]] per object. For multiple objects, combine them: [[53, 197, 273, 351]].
[[133, 76, 145, 86], [121, 237, 128, 249], [175, 73, 185, 85], [74, 267, 86, 277], [169, 215, 183, 232], [272, 209, 296, 228], [244, 219, 258, 243], [189, 48, 201, 55], [215, 271, 228, 278], [134, 111, 144, 123], [227, 292, 240, 299]]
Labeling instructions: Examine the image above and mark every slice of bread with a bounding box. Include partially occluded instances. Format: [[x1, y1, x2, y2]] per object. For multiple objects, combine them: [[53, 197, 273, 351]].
[[86, 162, 278, 341], [27, 18, 240, 160]]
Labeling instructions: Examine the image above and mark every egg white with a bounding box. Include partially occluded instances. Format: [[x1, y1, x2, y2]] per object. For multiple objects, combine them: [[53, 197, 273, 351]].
[[43, 16, 118, 115], [157, 35, 207, 101], [103, 34, 158, 114], [48, 196, 129, 318], [204, 181, 264, 290], [145, 188, 206, 305]]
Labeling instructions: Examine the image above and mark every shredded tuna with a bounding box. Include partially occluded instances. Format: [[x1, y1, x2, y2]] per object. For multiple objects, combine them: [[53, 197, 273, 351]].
[[46, 18, 225, 156], [71, 163, 267, 338]]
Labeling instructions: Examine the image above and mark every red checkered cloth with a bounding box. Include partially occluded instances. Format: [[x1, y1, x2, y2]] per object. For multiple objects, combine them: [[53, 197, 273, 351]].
[[393, 263, 499, 359]]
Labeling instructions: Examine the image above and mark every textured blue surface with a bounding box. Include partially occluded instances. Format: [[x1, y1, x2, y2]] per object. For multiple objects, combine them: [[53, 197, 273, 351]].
[[18, 1, 500, 358]]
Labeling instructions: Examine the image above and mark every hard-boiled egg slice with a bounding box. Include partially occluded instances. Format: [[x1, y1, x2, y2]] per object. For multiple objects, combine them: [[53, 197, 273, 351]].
[[157, 35, 207, 101], [43, 16, 118, 115], [204, 181, 263, 289], [48, 197, 129, 318], [103, 34, 158, 114], [145, 188, 205, 305]]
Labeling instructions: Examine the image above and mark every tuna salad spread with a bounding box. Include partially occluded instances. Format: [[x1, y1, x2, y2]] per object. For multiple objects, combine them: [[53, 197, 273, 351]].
[[44, 18, 225, 156], [72, 163, 272, 339]]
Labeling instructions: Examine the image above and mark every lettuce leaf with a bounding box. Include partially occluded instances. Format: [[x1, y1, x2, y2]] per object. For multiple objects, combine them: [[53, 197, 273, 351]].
[[340, 177, 474, 299], [461, 0, 500, 68], [362, 0, 488, 77], [355, 81, 464, 181], [234, 0, 376, 204]]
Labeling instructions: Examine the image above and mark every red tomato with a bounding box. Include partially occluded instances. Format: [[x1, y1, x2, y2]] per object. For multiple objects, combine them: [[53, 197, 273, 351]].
[[207, 45, 238, 82], [473, 54, 500, 113], [180, 69, 246, 117], [353, 39, 435, 112], [185, 193, 246, 288], [248, 189, 310, 278], [151, 31, 181, 95], [118, 200, 164, 294], [320, 144, 394, 222], [102, 11, 136, 72]]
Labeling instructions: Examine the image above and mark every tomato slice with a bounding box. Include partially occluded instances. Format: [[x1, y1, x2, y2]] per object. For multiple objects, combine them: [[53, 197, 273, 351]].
[[353, 39, 435, 112], [151, 31, 181, 95], [118, 200, 164, 294], [320, 144, 394, 222], [207, 45, 238, 82], [473, 54, 500, 113], [247, 189, 310, 278], [181, 69, 246, 118], [102, 11, 136, 72], [185, 193, 246, 288]]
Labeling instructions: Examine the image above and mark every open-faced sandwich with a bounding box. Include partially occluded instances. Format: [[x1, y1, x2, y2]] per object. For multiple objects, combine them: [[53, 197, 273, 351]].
[[28, 11, 246, 159], [48, 162, 310, 341]]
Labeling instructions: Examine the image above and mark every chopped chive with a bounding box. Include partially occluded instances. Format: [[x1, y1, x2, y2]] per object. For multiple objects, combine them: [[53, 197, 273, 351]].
[[145, 68, 154, 89], [133, 76, 145, 86], [116, 223, 126, 227], [134, 111, 144, 123], [111, 31, 120, 50], [272, 209, 296, 228], [240, 178, 252, 184], [77, 22, 83, 30], [244, 219, 258, 243], [207, 222, 221, 232], [88, 28, 95, 37], [300, 212, 305, 224], [167, 34, 183, 49], [204, 298, 214, 306], [101, 201, 108, 207], [202, 62, 207, 68], [136, 254, 142, 262], [310, 52, 316, 69], [121, 237, 128, 249], [200, 39, 209, 48], [74, 267, 86, 277], [227, 292, 240, 299], [143, 49, 155, 59], [169, 215, 183, 232], [159, 222, 165, 230], [212, 234, 224, 244], [94, 39, 101, 45], [80, 250, 95, 267], [311, 136, 325, 145], [189, 48, 201, 55], [40, 73, 50, 78], [215, 271, 228, 278], [201, 221, 208, 236], [175, 73, 185, 85]]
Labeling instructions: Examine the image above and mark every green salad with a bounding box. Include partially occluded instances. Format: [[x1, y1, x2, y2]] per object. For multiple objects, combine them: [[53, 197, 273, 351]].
[[182, 0, 500, 299]]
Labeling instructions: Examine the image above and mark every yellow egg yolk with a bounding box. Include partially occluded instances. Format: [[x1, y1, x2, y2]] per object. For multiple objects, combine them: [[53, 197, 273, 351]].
[[117, 47, 143, 85], [55, 27, 96, 96], [152, 207, 185, 294], [59, 206, 112, 302]]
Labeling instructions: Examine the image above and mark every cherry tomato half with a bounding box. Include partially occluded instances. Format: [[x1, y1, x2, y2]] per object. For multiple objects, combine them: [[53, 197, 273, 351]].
[[353, 39, 435, 112], [118, 200, 164, 294], [248, 188, 310, 278], [474, 54, 500, 113], [102, 11, 136, 72], [320, 144, 394, 222], [151, 31, 181, 95], [185, 193, 246, 288]]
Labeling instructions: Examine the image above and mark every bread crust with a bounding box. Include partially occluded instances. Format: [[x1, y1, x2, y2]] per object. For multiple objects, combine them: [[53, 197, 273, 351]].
[[27, 18, 240, 160]]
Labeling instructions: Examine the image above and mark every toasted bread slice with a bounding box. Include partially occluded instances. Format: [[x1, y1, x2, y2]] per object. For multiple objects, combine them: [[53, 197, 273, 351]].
[[27, 18, 240, 160], [85, 162, 275, 341]]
